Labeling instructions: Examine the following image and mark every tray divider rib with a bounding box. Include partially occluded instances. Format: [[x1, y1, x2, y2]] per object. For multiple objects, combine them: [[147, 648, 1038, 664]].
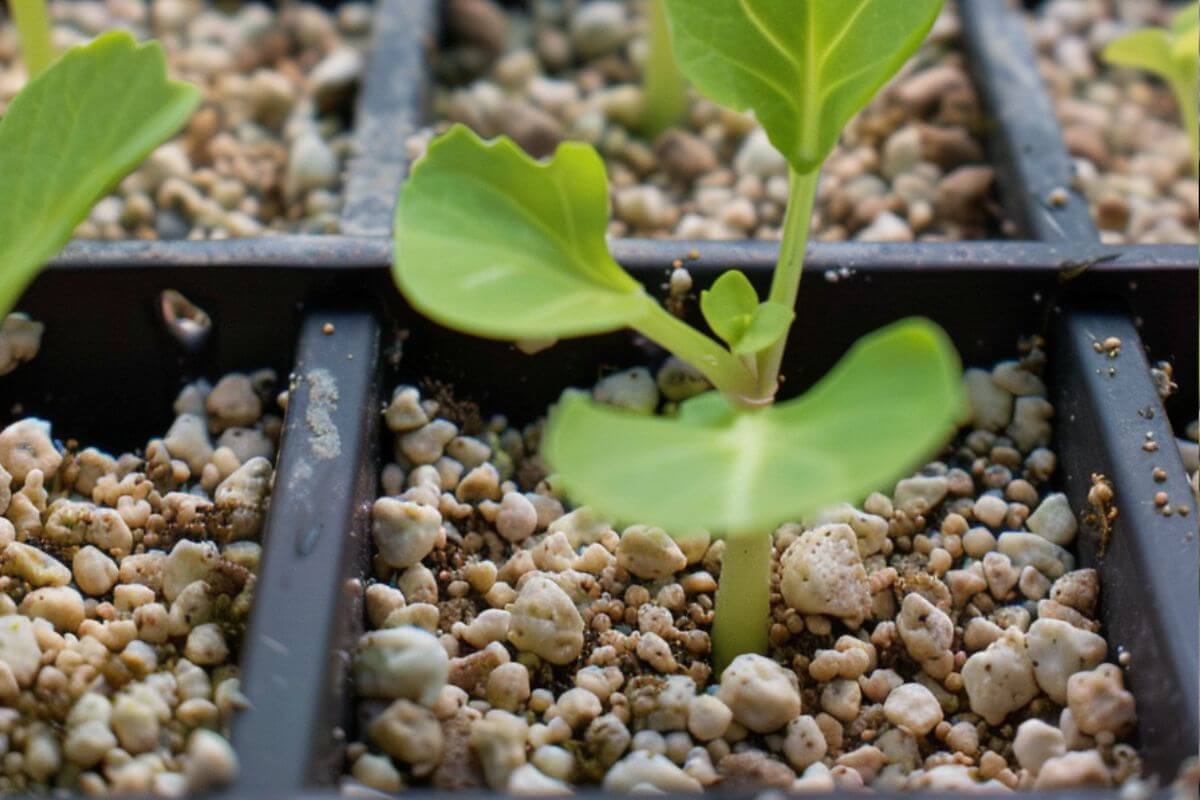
[[232, 309, 381, 792]]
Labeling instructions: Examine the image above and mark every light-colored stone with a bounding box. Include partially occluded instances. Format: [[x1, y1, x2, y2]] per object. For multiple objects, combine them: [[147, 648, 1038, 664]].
[[716, 653, 801, 733], [779, 524, 871, 627]]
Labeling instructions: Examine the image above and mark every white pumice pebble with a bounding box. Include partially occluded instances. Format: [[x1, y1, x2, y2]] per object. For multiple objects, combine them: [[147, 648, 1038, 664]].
[[963, 368, 1013, 431], [892, 475, 948, 516], [617, 525, 687, 580], [400, 420, 459, 465], [997, 531, 1073, 578], [686, 694, 731, 741], [1034, 750, 1112, 789], [497, 491, 539, 542], [507, 763, 572, 795], [896, 593, 954, 679], [961, 628, 1039, 725], [779, 524, 871, 627], [593, 368, 659, 414], [369, 699, 443, 773], [206, 374, 262, 431], [1026, 618, 1107, 704], [602, 751, 702, 793], [471, 710, 529, 789], [883, 683, 943, 736], [164, 414, 215, 474], [506, 575, 584, 665], [1013, 718, 1066, 775], [1067, 663, 1136, 737], [0, 418, 61, 484], [1025, 492, 1078, 546], [372, 498, 442, 568], [355, 626, 449, 705], [716, 654, 800, 733]]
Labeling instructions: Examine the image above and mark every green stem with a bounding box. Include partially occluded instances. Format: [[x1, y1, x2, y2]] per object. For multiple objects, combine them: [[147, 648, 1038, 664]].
[[711, 532, 773, 674], [632, 298, 760, 404], [755, 167, 821, 400], [1173, 85, 1199, 175], [641, 0, 689, 139], [11, 0, 54, 78]]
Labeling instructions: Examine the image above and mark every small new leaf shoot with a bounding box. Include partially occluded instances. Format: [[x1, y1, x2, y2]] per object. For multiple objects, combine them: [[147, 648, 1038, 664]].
[[700, 270, 758, 346], [699, 271, 793, 356], [10, 0, 55, 77], [1103, 3, 1199, 166], [0, 32, 200, 318]]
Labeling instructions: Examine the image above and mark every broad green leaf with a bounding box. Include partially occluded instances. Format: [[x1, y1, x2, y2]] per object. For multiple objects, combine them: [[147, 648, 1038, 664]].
[[394, 124, 649, 340], [543, 317, 964, 535], [1172, 3, 1198, 35], [1103, 29, 1176, 78], [662, 0, 944, 173], [700, 270, 758, 345], [1103, 14, 1199, 163], [0, 32, 199, 317], [732, 301, 792, 355]]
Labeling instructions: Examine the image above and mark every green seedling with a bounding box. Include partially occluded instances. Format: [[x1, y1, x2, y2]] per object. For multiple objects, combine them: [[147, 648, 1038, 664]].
[[1103, 3, 1199, 168], [394, 0, 962, 670], [0, 32, 200, 317], [9, 0, 55, 77], [640, 0, 689, 138]]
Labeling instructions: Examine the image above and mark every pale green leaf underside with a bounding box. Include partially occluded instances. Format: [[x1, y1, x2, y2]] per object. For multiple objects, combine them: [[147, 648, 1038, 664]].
[[732, 301, 792, 355], [0, 32, 200, 317], [663, 0, 944, 173], [394, 124, 647, 340], [543, 318, 965, 535], [699, 270, 791, 355], [700, 270, 758, 345]]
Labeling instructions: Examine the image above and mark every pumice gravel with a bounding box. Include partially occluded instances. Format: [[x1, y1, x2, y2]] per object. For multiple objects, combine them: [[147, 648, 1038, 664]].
[[1026, 0, 1198, 245], [0, 369, 283, 795], [344, 340, 1166, 794], [419, 0, 1007, 242], [0, 0, 373, 239]]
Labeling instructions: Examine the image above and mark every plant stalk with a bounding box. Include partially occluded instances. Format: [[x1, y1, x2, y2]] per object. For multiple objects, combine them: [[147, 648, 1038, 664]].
[[641, 0, 689, 139], [1172, 84, 1199, 173], [11, 0, 54, 78], [711, 532, 773, 674], [633, 299, 760, 405], [756, 167, 821, 401]]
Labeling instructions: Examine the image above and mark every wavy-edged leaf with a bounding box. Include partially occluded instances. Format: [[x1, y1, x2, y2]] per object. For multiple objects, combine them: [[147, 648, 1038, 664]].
[[394, 124, 649, 340], [662, 0, 944, 173], [543, 317, 964, 535], [0, 32, 200, 316], [700, 270, 758, 345], [732, 301, 792, 355]]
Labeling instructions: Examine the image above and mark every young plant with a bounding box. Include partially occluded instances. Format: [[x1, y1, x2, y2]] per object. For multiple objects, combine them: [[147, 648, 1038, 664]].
[[394, 0, 961, 670], [0, 32, 199, 316], [1103, 3, 1199, 168], [9, 0, 55, 77], [640, 0, 689, 138]]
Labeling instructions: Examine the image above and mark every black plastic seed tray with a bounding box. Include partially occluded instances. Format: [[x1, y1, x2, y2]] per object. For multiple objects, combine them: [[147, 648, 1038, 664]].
[[4, 0, 1197, 796]]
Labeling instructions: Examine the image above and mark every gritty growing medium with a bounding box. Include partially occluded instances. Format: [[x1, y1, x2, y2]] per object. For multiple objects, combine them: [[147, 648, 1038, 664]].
[[419, 0, 1006, 243], [345, 337, 1162, 794], [0, 368, 282, 795]]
